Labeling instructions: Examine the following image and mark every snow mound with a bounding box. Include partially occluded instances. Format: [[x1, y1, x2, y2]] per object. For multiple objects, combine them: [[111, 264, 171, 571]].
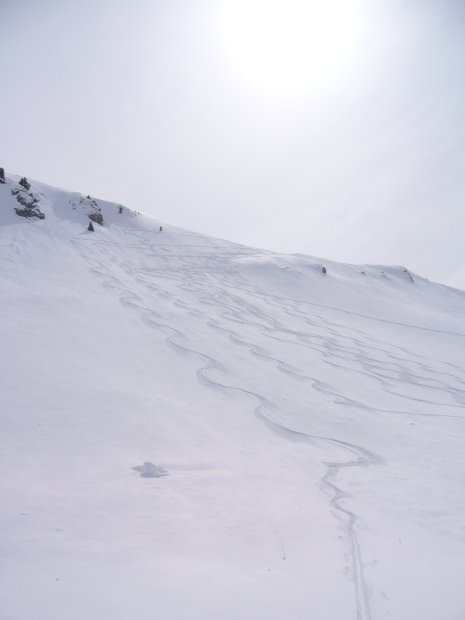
[[133, 462, 168, 478]]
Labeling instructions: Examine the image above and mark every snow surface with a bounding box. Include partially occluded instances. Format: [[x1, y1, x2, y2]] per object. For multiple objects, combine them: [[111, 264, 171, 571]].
[[1, 174, 465, 620]]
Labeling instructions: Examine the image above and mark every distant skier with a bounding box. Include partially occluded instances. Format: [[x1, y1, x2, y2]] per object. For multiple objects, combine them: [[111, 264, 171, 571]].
[[0, 168, 5, 184], [322, 266, 327, 275], [118, 206, 123, 214], [159, 225, 163, 232], [88, 221, 94, 232]]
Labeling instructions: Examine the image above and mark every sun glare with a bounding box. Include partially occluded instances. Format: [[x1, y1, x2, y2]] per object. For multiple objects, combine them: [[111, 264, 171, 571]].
[[221, 0, 364, 98]]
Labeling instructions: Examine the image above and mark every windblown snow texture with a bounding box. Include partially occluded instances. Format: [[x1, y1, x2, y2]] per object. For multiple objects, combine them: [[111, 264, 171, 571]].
[[1, 173, 465, 620]]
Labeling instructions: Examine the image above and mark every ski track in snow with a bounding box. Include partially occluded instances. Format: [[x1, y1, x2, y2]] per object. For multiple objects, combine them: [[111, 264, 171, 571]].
[[73, 231, 465, 620]]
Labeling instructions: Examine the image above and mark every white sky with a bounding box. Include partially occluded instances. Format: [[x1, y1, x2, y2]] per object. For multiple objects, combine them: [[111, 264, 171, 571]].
[[2, 0, 465, 289]]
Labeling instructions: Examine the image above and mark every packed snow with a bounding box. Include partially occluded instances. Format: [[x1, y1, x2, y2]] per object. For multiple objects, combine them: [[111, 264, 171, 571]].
[[1, 173, 465, 620]]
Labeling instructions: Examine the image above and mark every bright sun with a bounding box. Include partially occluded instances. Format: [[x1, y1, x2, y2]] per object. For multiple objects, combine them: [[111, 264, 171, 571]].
[[220, 0, 364, 98]]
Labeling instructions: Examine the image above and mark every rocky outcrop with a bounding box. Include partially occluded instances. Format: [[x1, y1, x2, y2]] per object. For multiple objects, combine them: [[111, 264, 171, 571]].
[[69, 194, 104, 226], [11, 178, 45, 219], [88, 211, 103, 225]]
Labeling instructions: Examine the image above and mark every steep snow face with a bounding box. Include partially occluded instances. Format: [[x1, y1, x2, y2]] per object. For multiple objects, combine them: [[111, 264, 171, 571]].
[[1, 174, 465, 620]]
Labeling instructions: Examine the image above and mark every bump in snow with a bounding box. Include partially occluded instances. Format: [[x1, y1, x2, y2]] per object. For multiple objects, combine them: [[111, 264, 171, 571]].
[[133, 462, 168, 478]]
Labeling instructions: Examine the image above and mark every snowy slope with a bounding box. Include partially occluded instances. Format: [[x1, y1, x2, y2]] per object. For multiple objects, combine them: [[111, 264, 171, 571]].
[[1, 173, 465, 620]]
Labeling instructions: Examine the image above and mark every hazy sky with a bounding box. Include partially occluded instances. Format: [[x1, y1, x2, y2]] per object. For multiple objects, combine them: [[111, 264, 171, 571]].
[[2, 0, 465, 289]]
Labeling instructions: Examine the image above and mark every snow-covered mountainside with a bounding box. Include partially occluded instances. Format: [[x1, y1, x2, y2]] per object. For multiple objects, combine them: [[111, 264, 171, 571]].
[[1, 173, 465, 620]]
